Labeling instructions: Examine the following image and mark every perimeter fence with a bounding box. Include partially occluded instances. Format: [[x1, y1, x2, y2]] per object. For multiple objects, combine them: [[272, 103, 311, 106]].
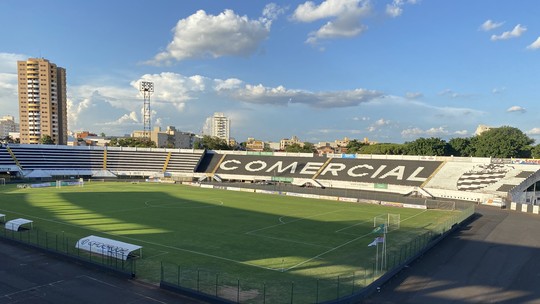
[[0, 228, 136, 276], [160, 203, 475, 303]]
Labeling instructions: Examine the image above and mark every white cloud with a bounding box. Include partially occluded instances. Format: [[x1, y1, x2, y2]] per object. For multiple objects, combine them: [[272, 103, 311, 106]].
[[292, 0, 371, 44], [353, 116, 370, 121], [368, 118, 390, 132], [454, 130, 468, 136], [491, 24, 527, 41], [405, 92, 423, 99], [401, 126, 450, 138], [527, 128, 540, 135], [386, 0, 418, 18], [148, 7, 278, 65], [0, 53, 30, 117], [216, 81, 384, 108], [479, 19, 504, 31], [526, 36, 540, 50], [438, 89, 470, 99], [507, 106, 526, 113], [492, 87, 506, 94]]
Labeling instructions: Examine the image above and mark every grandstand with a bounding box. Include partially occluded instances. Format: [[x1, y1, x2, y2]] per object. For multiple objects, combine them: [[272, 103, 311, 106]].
[[1, 144, 540, 207]]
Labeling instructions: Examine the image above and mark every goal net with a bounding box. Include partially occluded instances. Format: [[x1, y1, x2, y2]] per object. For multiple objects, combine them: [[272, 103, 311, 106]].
[[0, 178, 5, 186], [373, 213, 401, 232]]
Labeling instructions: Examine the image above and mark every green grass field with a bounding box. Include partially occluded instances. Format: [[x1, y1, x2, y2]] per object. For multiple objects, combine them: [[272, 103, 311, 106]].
[[0, 182, 466, 302]]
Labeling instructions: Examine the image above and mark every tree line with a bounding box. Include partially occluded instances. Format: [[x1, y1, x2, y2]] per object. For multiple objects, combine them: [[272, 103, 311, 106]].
[[346, 126, 540, 158]]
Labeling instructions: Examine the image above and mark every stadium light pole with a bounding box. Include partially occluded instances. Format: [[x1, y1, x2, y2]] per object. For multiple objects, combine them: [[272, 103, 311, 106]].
[[139, 81, 154, 140]]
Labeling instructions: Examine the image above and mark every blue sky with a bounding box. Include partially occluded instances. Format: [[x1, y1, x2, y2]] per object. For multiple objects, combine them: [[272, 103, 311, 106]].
[[1, 0, 540, 144]]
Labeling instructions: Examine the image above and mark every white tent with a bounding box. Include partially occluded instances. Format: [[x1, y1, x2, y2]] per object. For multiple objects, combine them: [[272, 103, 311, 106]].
[[76, 235, 142, 260], [5, 218, 33, 231]]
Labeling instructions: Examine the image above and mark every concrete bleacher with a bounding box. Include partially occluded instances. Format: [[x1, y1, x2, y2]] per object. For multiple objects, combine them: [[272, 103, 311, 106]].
[[2, 144, 206, 178], [198, 152, 540, 205]]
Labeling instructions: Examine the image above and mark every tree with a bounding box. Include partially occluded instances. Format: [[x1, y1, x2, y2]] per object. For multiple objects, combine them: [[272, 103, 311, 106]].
[[108, 137, 156, 148], [194, 135, 231, 150], [405, 137, 448, 156], [448, 137, 475, 157], [284, 142, 316, 153], [100, 132, 106, 137], [345, 140, 366, 154], [531, 144, 540, 159], [359, 143, 406, 155], [39, 135, 55, 145], [473, 126, 534, 158]]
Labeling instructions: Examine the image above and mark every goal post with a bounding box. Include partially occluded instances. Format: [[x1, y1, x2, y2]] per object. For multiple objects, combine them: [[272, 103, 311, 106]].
[[374, 213, 401, 232], [0, 178, 5, 186]]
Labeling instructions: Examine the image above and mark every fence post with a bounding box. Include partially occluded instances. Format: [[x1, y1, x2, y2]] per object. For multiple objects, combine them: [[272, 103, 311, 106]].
[[351, 272, 355, 294], [215, 273, 219, 297], [237, 279, 240, 303], [336, 275, 340, 299], [178, 265, 181, 286], [45, 232, 48, 249], [316, 279, 319, 304], [197, 269, 200, 292], [290, 281, 294, 304], [263, 283, 266, 304]]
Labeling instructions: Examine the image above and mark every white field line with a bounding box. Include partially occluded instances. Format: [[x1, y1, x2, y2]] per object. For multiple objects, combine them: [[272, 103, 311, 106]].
[[1, 279, 65, 298], [245, 233, 333, 249], [245, 209, 346, 234], [285, 209, 431, 272], [0, 209, 279, 272], [285, 231, 374, 272], [143, 250, 169, 259]]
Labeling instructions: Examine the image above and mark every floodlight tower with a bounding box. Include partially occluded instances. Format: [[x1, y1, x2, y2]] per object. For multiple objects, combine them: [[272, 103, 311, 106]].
[[139, 81, 154, 140]]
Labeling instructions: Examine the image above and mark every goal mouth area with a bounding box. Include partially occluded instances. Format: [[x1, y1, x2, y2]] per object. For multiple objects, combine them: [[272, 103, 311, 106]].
[[373, 213, 401, 232]]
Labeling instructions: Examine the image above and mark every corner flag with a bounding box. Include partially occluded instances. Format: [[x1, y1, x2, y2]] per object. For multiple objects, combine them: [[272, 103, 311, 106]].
[[372, 224, 385, 234], [368, 236, 385, 247]]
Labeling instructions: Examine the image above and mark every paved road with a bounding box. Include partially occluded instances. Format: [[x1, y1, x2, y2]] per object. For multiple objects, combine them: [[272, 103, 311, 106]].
[[0, 241, 205, 304], [364, 205, 540, 304]]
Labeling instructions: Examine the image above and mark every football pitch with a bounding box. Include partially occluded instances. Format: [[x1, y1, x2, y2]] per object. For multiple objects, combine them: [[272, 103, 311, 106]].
[[0, 182, 464, 301]]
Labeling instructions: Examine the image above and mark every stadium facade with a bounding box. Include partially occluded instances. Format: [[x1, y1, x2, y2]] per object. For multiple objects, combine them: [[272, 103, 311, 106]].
[[1, 144, 539, 207]]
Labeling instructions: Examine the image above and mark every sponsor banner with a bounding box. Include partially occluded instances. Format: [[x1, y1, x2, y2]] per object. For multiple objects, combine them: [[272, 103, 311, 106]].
[[533, 205, 539, 214], [214, 155, 442, 186], [511, 159, 540, 165], [510, 202, 517, 210], [342, 154, 356, 159], [339, 197, 359, 202], [403, 203, 427, 209], [227, 187, 242, 191], [239, 188, 255, 193], [30, 182, 54, 188], [200, 184, 214, 189], [521, 204, 529, 213], [318, 195, 339, 201], [255, 189, 278, 195], [214, 186, 226, 190], [374, 183, 388, 189], [358, 199, 380, 204], [381, 201, 403, 208], [491, 158, 512, 164], [482, 198, 504, 207], [271, 176, 294, 182], [182, 182, 201, 187]]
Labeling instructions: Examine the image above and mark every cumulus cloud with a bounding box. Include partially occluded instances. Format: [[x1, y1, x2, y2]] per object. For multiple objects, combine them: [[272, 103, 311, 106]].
[[491, 24, 527, 41], [405, 92, 423, 99], [368, 118, 390, 132], [148, 6, 281, 65], [386, 0, 418, 18], [479, 19, 504, 31], [527, 36, 540, 50], [492, 87, 506, 94], [292, 0, 371, 44], [527, 128, 540, 135], [353, 116, 370, 121], [132, 72, 209, 110], [216, 81, 384, 108], [0, 53, 29, 116], [401, 126, 451, 138], [438, 89, 470, 99], [507, 106, 526, 113]]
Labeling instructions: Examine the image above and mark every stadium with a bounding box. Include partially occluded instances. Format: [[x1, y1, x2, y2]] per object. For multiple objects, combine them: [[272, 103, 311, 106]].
[[1, 144, 540, 303]]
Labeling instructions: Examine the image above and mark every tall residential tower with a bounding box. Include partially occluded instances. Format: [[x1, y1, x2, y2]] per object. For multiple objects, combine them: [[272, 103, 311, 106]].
[[203, 112, 230, 142], [17, 58, 67, 145]]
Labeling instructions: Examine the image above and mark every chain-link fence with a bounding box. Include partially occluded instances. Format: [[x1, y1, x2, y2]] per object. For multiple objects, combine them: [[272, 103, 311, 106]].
[[0, 228, 136, 276], [161, 204, 475, 303]]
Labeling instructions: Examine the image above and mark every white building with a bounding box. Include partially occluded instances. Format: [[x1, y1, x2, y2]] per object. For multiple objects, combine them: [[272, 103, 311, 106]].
[[0, 115, 19, 138], [203, 112, 230, 142]]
